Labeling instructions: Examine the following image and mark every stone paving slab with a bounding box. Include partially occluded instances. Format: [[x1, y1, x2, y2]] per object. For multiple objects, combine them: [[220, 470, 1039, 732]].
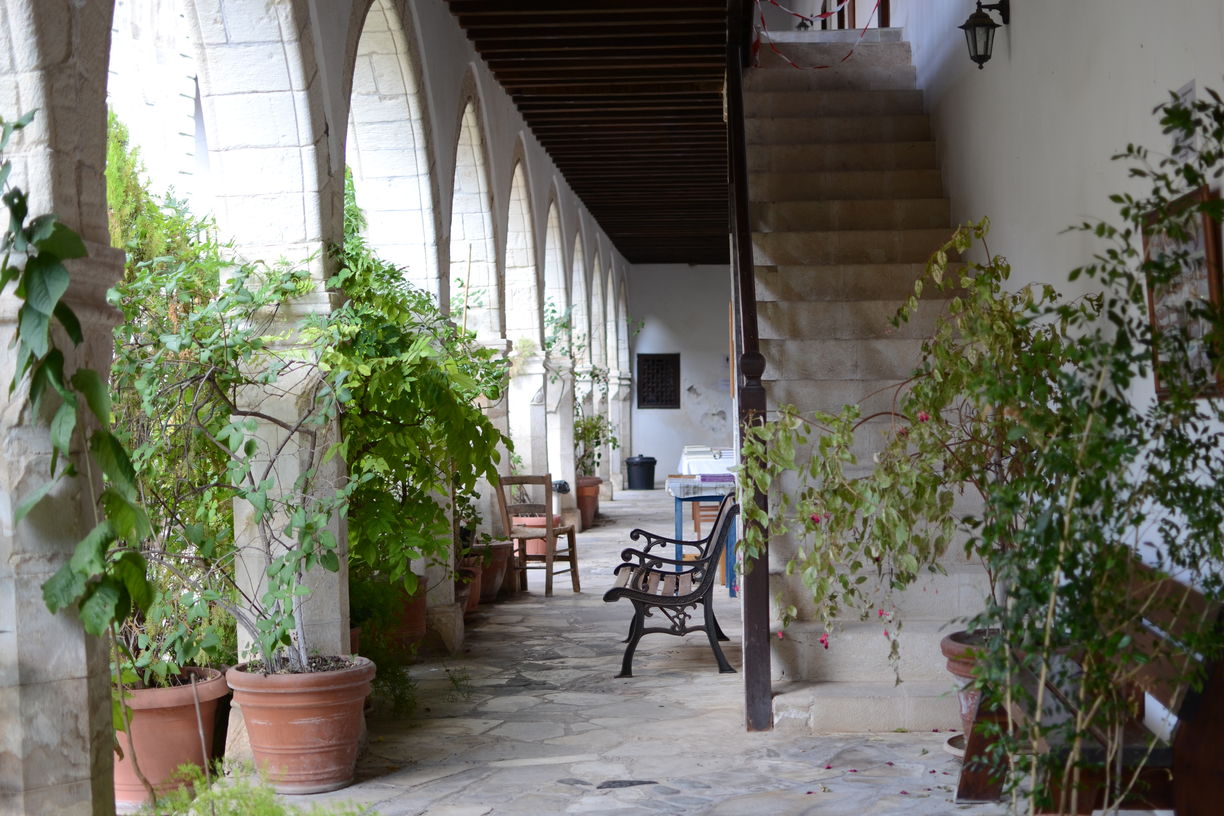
[[297, 489, 1008, 815]]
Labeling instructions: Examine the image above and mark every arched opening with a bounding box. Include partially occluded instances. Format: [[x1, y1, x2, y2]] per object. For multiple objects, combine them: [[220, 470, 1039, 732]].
[[542, 200, 576, 490], [570, 232, 592, 423], [347, 0, 439, 295], [504, 160, 547, 476], [449, 99, 499, 341]]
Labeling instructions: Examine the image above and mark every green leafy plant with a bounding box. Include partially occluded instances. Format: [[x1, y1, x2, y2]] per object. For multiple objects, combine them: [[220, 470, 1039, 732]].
[[332, 169, 509, 591], [964, 89, 1224, 814], [0, 109, 155, 646], [573, 409, 619, 476], [739, 218, 1083, 666], [147, 763, 377, 815]]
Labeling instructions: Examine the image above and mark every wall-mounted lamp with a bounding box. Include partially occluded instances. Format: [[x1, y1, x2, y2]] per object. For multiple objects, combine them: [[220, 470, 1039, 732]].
[[959, 0, 1010, 69]]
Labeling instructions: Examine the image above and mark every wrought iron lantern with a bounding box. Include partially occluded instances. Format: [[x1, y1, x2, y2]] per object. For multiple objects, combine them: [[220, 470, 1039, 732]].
[[959, 0, 1010, 69]]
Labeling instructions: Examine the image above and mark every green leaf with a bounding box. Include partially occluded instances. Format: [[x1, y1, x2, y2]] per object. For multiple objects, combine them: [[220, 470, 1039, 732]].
[[53, 300, 83, 344], [79, 578, 125, 636], [69, 522, 115, 576], [14, 479, 56, 525], [90, 430, 137, 495], [18, 303, 50, 358], [42, 561, 87, 614], [112, 551, 152, 613], [22, 253, 70, 316], [99, 487, 151, 544], [319, 549, 340, 572], [71, 369, 111, 424], [48, 398, 76, 470], [37, 221, 87, 261]]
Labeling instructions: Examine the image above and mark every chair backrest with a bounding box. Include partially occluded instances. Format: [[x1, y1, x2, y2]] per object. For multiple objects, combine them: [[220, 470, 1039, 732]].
[[494, 474, 556, 537]]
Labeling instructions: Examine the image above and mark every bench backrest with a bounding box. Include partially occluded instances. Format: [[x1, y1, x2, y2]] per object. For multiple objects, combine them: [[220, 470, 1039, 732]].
[[684, 500, 739, 598], [1125, 561, 1222, 716]]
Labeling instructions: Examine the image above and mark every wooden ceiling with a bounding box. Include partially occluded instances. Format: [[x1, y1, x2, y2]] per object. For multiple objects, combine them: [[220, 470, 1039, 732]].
[[445, 0, 731, 265]]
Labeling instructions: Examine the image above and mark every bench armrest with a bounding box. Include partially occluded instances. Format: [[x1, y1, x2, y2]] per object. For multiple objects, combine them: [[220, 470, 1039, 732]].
[[617, 550, 708, 569], [628, 528, 706, 552]]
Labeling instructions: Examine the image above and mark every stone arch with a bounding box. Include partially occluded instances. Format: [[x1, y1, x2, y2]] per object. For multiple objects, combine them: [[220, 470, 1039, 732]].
[[448, 93, 500, 341], [346, 0, 439, 295], [590, 253, 607, 370], [542, 196, 577, 489], [504, 157, 547, 475], [185, 0, 341, 276], [570, 230, 591, 369]]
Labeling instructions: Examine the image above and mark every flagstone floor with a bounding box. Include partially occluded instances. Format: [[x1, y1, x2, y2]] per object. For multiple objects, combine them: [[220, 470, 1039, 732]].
[[296, 488, 1008, 816]]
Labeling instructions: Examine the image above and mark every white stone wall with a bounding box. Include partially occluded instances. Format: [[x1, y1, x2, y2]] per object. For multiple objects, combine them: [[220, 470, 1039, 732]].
[[628, 264, 735, 485]]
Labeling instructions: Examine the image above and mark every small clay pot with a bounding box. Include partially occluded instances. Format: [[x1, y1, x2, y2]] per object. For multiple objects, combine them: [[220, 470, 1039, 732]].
[[226, 657, 375, 794]]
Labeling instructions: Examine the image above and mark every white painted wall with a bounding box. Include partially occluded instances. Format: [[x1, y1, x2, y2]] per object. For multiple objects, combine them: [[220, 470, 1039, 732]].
[[629, 264, 734, 485]]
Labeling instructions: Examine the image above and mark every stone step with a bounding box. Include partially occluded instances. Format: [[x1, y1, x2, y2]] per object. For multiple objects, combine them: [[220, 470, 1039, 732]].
[[755, 263, 957, 302], [770, 620, 964, 685], [748, 142, 937, 174], [759, 336, 922, 381], [758, 297, 946, 341], [744, 60, 915, 92], [745, 114, 931, 146], [752, 228, 953, 265], [745, 89, 924, 118], [772, 681, 961, 733], [751, 198, 949, 232], [749, 169, 944, 201], [762, 28, 906, 45]]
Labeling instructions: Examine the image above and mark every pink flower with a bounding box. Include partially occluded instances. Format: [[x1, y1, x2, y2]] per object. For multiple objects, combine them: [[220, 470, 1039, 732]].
[[809, 513, 822, 524], [877, 608, 886, 618], [823, 764, 832, 770], [900, 790, 909, 795], [776, 631, 784, 639], [818, 632, 830, 649], [884, 629, 890, 637], [917, 411, 931, 422]]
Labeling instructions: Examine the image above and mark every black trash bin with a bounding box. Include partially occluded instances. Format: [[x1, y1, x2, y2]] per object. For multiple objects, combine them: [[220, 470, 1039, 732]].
[[625, 455, 657, 490]]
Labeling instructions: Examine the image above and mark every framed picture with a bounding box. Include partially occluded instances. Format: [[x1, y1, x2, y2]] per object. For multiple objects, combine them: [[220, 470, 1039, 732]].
[[1143, 185, 1223, 398]]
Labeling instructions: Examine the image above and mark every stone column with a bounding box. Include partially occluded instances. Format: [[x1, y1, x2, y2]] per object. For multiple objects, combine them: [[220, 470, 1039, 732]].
[[0, 2, 121, 812], [507, 353, 549, 477], [544, 354, 578, 515], [608, 373, 633, 489]]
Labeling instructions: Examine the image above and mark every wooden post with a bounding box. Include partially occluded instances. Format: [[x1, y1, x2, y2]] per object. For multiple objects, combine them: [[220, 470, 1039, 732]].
[[726, 2, 773, 731]]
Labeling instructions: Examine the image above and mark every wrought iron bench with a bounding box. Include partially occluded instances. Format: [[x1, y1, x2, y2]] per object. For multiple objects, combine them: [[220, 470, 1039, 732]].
[[957, 560, 1223, 814], [602, 494, 739, 678]]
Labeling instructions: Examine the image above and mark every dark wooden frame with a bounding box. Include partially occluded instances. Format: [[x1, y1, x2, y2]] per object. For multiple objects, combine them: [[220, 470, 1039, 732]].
[[1142, 185, 1224, 399]]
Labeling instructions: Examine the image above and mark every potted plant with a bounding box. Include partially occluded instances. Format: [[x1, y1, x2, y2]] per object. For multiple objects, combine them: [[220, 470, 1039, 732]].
[[573, 410, 619, 529]]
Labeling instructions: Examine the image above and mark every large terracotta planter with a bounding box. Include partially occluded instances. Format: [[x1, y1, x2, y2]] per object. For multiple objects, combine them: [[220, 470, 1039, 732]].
[[575, 476, 602, 531], [113, 666, 230, 807], [940, 629, 993, 739], [393, 575, 427, 649], [471, 541, 513, 602], [226, 657, 375, 794]]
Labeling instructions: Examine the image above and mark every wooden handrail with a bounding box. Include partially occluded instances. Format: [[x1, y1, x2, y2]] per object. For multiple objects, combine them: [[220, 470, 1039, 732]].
[[727, 0, 772, 733]]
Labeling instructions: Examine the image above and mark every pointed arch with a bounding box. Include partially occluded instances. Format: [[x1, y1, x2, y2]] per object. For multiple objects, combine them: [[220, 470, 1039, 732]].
[[590, 254, 607, 370], [570, 231, 590, 367], [449, 96, 499, 339], [542, 196, 569, 350], [504, 159, 541, 346], [346, 0, 439, 295]]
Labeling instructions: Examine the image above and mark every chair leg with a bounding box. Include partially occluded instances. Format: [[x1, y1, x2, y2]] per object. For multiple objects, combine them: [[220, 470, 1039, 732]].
[[512, 538, 527, 592], [617, 605, 646, 678], [711, 611, 730, 642], [567, 529, 580, 593], [544, 533, 555, 597], [703, 599, 736, 674]]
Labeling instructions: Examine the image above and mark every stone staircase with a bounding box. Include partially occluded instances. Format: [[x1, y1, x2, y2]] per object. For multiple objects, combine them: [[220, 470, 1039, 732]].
[[744, 29, 990, 732]]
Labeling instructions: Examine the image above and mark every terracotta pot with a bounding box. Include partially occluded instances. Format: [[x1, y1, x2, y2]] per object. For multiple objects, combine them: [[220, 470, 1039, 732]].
[[393, 576, 427, 649], [113, 666, 230, 807], [472, 541, 513, 602], [512, 514, 564, 556], [226, 657, 375, 794], [940, 629, 994, 738], [575, 476, 602, 531]]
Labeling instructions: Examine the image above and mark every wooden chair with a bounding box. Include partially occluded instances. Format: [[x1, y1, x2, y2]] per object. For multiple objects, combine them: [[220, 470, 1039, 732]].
[[691, 500, 721, 536], [494, 474, 579, 597]]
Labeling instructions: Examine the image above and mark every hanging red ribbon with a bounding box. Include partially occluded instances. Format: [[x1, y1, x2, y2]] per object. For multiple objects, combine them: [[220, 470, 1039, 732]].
[[754, 0, 884, 70]]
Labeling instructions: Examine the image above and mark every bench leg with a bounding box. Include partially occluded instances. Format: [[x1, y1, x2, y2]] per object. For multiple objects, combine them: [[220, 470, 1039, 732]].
[[616, 605, 646, 678], [703, 599, 736, 674], [711, 611, 730, 642]]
